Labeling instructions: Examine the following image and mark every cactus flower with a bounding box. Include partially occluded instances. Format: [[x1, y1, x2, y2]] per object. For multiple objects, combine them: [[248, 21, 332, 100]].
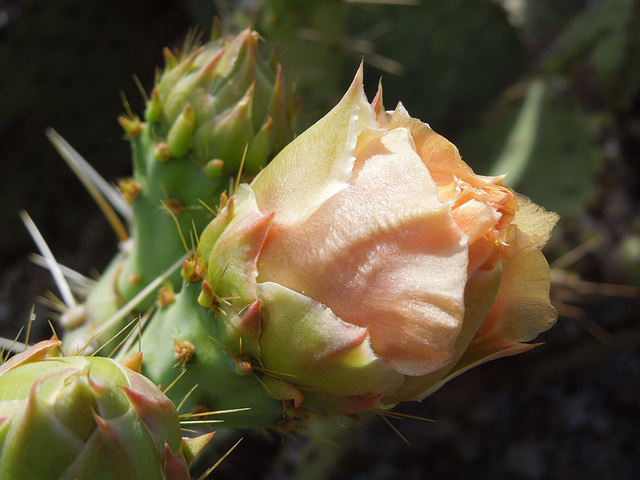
[[192, 66, 559, 418], [0, 340, 212, 479]]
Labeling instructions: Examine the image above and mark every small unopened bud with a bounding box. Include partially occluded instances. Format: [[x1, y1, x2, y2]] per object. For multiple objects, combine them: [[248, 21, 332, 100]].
[[182, 256, 206, 283], [234, 359, 253, 375], [145, 88, 163, 123], [118, 115, 144, 138], [204, 159, 225, 180], [157, 285, 175, 308], [197, 279, 214, 308], [167, 104, 196, 158], [118, 177, 141, 204], [154, 142, 172, 162]]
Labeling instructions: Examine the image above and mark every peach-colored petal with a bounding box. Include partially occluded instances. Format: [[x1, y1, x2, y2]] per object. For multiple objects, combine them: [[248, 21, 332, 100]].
[[381, 266, 502, 405], [258, 128, 468, 376], [450, 198, 501, 245], [251, 65, 377, 227], [471, 247, 557, 350], [387, 103, 474, 180]]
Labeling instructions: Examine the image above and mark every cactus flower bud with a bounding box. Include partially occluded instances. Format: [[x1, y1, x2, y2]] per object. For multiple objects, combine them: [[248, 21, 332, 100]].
[[195, 66, 559, 417], [151, 27, 298, 174], [0, 340, 212, 479]]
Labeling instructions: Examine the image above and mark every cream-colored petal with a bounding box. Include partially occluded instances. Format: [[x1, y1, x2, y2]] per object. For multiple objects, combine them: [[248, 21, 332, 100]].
[[506, 194, 560, 254], [251, 66, 378, 226], [258, 128, 469, 376]]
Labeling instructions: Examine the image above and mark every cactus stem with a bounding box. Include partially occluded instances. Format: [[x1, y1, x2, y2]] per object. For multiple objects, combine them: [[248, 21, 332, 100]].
[[98, 255, 186, 345]]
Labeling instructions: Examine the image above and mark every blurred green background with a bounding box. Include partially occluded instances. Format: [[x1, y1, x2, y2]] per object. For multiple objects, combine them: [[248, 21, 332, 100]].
[[1, 0, 639, 478]]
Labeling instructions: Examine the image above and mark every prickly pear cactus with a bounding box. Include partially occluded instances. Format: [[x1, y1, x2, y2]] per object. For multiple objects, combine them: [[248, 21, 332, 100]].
[[0, 339, 213, 480], [61, 26, 298, 353]]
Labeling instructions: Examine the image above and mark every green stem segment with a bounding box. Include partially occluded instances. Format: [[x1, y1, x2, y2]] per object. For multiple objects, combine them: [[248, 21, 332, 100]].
[[135, 281, 284, 430]]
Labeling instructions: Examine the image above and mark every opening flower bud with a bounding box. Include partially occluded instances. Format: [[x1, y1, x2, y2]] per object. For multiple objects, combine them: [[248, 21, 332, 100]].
[[197, 66, 559, 416]]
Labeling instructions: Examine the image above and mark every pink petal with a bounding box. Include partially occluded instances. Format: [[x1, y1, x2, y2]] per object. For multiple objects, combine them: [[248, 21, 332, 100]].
[[0, 339, 61, 376], [205, 185, 275, 304]]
